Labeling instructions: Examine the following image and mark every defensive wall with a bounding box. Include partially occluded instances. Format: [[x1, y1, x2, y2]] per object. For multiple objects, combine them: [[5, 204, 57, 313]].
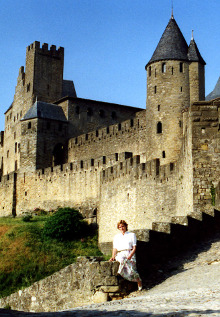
[[0, 257, 133, 312], [191, 100, 220, 214], [56, 97, 142, 138], [68, 110, 146, 162], [98, 155, 178, 251]]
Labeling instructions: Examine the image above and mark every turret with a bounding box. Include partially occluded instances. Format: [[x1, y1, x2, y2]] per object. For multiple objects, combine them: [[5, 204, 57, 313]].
[[145, 15, 205, 164]]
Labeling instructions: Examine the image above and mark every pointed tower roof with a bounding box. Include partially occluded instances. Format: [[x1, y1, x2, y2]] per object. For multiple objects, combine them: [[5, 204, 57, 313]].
[[188, 33, 206, 65], [146, 16, 189, 67]]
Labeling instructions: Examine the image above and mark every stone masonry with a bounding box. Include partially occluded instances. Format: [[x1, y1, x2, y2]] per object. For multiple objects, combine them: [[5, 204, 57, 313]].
[[0, 14, 219, 255]]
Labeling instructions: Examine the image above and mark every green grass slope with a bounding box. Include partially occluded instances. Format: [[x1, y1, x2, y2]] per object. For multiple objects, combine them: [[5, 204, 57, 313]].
[[0, 213, 103, 298]]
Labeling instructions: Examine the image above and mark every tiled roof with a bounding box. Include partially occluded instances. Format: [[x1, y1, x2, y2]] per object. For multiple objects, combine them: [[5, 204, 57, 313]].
[[22, 101, 67, 122], [146, 16, 205, 67], [147, 17, 188, 66], [188, 38, 206, 65]]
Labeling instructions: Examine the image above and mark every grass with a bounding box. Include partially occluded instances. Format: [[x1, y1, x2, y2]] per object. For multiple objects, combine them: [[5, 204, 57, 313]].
[[0, 214, 103, 298]]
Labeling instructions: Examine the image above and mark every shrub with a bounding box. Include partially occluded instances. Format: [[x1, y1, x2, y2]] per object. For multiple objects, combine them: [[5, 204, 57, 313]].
[[43, 207, 88, 241], [22, 214, 32, 222]]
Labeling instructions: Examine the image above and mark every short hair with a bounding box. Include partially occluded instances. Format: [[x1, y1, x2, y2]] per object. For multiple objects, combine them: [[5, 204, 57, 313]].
[[117, 220, 128, 231]]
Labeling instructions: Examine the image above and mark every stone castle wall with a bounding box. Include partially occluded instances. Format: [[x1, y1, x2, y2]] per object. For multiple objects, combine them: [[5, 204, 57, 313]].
[[191, 101, 220, 214], [68, 110, 146, 162], [98, 156, 178, 248], [0, 257, 128, 312]]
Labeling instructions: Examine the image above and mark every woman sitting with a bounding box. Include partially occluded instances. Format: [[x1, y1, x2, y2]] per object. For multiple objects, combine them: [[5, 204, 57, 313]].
[[109, 220, 142, 290]]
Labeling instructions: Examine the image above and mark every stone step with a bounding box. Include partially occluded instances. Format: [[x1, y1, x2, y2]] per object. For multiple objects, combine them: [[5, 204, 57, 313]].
[[171, 216, 188, 226], [188, 211, 203, 221], [152, 222, 171, 234]]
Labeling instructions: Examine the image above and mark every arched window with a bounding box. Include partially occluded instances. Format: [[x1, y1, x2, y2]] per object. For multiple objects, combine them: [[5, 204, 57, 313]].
[[111, 111, 117, 120], [162, 63, 166, 73], [157, 122, 162, 134]]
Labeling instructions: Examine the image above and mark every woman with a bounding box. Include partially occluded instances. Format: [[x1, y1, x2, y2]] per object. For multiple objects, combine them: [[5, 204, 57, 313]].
[[109, 220, 142, 290]]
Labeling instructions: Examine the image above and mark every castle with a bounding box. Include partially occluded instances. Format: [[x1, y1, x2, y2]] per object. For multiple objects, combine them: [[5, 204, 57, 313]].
[[0, 14, 219, 253]]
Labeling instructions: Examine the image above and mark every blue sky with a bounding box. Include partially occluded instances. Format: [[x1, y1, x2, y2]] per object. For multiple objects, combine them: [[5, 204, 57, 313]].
[[0, 0, 219, 131]]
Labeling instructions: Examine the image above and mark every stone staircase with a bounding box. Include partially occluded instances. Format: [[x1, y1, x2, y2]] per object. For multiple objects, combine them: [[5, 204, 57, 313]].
[[135, 208, 220, 283]]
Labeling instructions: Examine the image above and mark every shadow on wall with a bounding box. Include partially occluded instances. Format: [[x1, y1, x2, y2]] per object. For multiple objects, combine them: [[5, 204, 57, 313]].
[[136, 209, 220, 288]]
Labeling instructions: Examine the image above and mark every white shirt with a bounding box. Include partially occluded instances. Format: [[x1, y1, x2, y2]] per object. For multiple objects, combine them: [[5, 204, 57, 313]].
[[113, 231, 137, 251]]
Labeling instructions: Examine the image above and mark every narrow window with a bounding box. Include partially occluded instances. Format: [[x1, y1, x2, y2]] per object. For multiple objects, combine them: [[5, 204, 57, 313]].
[[158, 105, 160, 111], [106, 127, 109, 134], [179, 62, 183, 73], [14, 132, 16, 139], [118, 123, 121, 131], [86, 134, 88, 140], [91, 159, 94, 167], [156, 159, 160, 176], [28, 122, 31, 129], [179, 121, 182, 128], [27, 83, 30, 92], [154, 86, 157, 94], [157, 122, 162, 134], [111, 111, 117, 120], [162, 63, 166, 73], [115, 153, 119, 161], [180, 86, 183, 92], [162, 151, 165, 158], [148, 66, 151, 77], [15, 142, 17, 153], [75, 137, 78, 144], [172, 66, 174, 75], [15, 160, 17, 171], [155, 69, 157, 77], [170, 162, 174, 171], [80, 160, 83, 168], [7, 150, 9, 158], [103, 156, 106, 164], [75, 106, 80, 114], [130, 119, 134, 127], [96, 130, 99, 137]]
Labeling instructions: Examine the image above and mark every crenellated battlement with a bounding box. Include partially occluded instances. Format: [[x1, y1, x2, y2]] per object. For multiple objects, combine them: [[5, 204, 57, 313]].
[[26, 41, 64, 57], [101, 156, 176, 184], [69, 113, 145, 150]]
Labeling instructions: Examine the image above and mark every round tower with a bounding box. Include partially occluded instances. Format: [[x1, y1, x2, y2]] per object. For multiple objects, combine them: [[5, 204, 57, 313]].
[[145, 15, 205, 164]]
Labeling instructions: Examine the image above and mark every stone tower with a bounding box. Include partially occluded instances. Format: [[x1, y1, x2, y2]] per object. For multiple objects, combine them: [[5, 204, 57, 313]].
[[145, 14, 205, 164], [2, 42, 64, 175]]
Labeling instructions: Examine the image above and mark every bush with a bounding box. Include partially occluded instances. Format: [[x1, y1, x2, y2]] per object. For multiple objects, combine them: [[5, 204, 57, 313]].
[[43, 207, 88, 241], [22, 214, 32, 222]]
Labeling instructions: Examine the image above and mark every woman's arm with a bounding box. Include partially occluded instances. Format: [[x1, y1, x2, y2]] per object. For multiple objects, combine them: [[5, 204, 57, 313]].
[[109, 248, 117, 261], [127, 245, 136, 260]]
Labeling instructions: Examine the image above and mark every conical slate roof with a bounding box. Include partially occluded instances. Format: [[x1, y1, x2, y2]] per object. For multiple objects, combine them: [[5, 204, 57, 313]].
[[206, 77, 220, 100], [188, 38, 206, 65], [22, 101, 67, 122], [147, 16, 189, 66]]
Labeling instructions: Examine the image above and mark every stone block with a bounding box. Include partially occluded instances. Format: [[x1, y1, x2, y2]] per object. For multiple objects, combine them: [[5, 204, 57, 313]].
[[92, 291, 108, 303], [100, 285, 120, 293], [111, 261, 120, 276], [100, 261, 112, 275]]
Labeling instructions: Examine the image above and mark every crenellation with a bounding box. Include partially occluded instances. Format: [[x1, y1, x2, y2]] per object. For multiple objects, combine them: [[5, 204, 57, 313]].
[[0, 13, 219, 257]]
